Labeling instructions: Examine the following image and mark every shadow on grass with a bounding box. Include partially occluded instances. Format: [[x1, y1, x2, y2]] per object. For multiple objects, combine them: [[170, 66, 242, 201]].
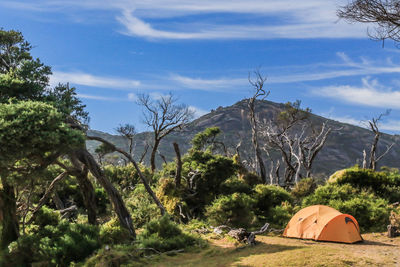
[[360, 239, 397, 247], [151, 241, 303, 267]]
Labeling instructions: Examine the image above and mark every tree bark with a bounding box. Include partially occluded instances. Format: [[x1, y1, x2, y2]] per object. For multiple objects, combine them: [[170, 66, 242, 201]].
[[28, 171, 68, 224], [74, 148, 136, 237], [173, 142, 182, 187], [86, 135, 167, 216], [0, 177, 19, 248], [150, 139, 160, 173], [74, 165, 97, 225]]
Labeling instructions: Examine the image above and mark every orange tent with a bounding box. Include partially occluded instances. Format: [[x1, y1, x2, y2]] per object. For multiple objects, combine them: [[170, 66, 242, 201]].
[[283, 205, 362, 243]]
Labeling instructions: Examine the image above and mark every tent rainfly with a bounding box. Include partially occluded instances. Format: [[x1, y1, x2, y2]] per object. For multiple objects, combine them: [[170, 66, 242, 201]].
[[283, 205, 362, 244]]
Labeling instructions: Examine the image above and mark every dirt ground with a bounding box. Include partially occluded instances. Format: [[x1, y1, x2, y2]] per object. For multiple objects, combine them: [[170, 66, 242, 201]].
[[150, 233, 400, 267]]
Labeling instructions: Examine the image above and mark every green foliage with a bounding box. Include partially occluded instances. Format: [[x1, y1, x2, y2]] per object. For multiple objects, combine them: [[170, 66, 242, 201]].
[[329, 167, 400, 203], [220, 177, 252, 195], [191, 127, 222, 152], [291, 178, 317, 201], [252, 184, 293, 220], [268, 201, 297, 228], [33, 206, 60, 228], [83, 245, 142, 267], [103, 163, 151, 192], [138, 215, 202, 252], [126, 184, 159, 228], [0, 29, 51, 102], [99, 217, 132, 245], [303, 183, 391, 232], [0, 101, 84, 170], [4, 220, 100, 267], [241, 172, 262, 187], [205, 193, 257, 228], [183, 151, 237, 212]]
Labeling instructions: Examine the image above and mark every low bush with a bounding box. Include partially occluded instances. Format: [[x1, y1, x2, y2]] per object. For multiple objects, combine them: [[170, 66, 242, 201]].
[[99, 217, 132, 245], [220, 177, 252, 195], [291, 177, 317, 201], [329, 167, 400, 203], [303, 183, 391, 232], [205, 193, 256, 228], [4, 220, 100, 267], [252, 184, 293, 220], [33, 205, 60, 228], [138, 215, 204, 252], [268, 201, 297, 228], [126, 184, 160, 228]]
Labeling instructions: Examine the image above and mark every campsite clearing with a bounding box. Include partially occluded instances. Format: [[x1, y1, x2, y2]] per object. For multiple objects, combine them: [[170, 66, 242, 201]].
[[150, 233, 400, 267]]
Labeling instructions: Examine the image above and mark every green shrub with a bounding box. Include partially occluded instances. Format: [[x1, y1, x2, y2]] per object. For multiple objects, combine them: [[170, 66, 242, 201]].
[[252, 184, 293, 219], [99, 217, 132, 245], [205, 193, 256, 228], [268, 201, 297, 228], [303, 183, 391, 232], [183, 151, 238, 211], [33, 205, 60, 228], [291, 177, 317, 201], [329, 167, 400, 203], [103, 163, 153, 192], [138, 215, 203, 252], [126, 184, 160, 228], [5, 220, 100, 267], [83, 245, 143, 267], [95, 187, 108, 215], [220, 177, 252, 195]]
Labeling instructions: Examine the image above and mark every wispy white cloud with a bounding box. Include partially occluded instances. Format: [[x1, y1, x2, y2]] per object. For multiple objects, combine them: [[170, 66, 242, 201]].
[[189, 105, 209, 118], [127, 92, 137, 101], [77, 93, 124, 101], [51, 71, 141, 89], [169, 53, 400, 91], [170, 74, 246, 91], [313, 77, 400, 109], [2, 0, 370, 40]]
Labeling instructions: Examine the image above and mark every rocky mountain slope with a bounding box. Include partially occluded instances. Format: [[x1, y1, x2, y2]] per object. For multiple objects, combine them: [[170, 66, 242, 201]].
[[87, 99, 400, 178]]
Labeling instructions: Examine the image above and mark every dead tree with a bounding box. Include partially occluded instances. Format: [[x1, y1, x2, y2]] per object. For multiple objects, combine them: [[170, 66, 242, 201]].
[[248, 71, 270, 183], [362, 111, 395, 170], [137, 93, 194, 173], [86, 135, 167, 216], [299, 122, 332, 178], [338, 0, 400, 45], [261, 101, 323, 186], [173, 142, 182, 187], [115, 123, 136, 158]]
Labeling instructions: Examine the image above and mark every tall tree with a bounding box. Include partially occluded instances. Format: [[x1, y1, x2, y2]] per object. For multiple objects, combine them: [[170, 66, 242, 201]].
[[137, 93, 194, 172], [0, 29, 135, 243], [0, 101, 84, 248], [338, 0, 400, 44], [248, 71, 270, 183]]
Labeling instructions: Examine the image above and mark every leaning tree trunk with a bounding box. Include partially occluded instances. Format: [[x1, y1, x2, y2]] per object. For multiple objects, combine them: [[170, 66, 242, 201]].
[[0, 176, 19, 248], [74, 148, 135, 237], [86, 135, 167, 216], [74, 165, 97, 225]]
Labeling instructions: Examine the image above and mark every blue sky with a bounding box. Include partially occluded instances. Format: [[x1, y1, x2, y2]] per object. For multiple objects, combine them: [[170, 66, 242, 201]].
[[2, 0, 400, 134]]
